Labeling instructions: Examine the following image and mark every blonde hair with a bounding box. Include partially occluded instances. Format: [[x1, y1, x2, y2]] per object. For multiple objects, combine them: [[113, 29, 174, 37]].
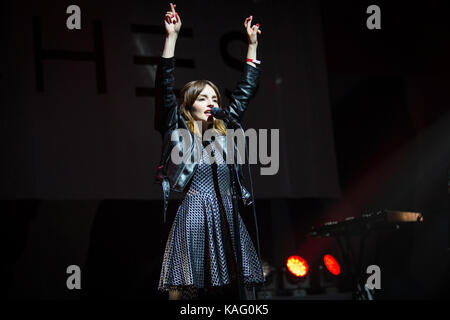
[[179, 80, 227, 136]]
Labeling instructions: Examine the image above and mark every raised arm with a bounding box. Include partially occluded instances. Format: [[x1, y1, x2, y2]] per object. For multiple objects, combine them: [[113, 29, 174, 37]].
[[154, 3, 182, 136], [162, 3, 181, 58], [244, 15, 261, 68], [228, 15, 262, 123]]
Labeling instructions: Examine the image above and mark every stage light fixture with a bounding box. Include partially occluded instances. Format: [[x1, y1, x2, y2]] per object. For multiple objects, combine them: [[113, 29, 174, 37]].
[[323, 254, 340, 275], [319, 253, 341, 293], [281, 255, 310, 297], [286, 255, 309, 277]]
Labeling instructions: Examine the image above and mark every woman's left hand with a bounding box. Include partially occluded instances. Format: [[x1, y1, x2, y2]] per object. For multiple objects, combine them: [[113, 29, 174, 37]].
[[244, 15, 261, 45]]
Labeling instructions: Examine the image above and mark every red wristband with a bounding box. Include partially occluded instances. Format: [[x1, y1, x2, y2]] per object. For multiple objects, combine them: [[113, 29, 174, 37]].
[[246, 58, 261, 64]]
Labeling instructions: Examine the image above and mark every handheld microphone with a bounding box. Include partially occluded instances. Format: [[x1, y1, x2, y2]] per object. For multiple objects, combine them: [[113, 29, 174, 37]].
[[210, 107, 240, 128]]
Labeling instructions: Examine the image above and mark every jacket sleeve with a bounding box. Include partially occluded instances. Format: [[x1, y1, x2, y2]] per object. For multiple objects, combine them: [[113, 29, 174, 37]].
[[154, 56, 179, 137], [227, 63, 261, 123]]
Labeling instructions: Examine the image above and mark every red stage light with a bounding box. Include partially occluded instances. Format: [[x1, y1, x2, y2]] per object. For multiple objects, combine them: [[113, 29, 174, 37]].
[[286, 256, 309, 277], [323, 254, 340, 275]]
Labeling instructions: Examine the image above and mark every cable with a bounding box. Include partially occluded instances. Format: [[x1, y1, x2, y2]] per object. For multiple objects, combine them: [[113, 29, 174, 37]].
[[237, 125, 262, 261]]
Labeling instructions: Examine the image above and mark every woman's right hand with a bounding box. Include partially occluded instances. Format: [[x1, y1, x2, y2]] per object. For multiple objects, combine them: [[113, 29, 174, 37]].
[[164, 3, 182, 37]]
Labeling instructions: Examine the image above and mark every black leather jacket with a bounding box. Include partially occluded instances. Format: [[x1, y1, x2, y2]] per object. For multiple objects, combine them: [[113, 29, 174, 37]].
[[154, 57, 261, 222]]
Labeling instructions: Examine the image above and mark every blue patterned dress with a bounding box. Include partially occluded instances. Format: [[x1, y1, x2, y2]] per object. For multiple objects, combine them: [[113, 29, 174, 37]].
[[158, 140, 264, 292]]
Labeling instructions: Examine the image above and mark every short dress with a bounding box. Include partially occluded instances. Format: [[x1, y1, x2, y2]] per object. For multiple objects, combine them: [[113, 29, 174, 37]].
[[158, 140, 265, 291]]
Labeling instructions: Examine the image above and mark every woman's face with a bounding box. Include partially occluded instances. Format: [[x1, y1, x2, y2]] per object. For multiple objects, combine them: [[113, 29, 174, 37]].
[[190, 84, 219, 124]]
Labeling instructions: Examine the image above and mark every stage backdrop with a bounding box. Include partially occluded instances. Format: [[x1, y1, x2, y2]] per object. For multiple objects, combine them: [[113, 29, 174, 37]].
[[1, 0, 340, 200]]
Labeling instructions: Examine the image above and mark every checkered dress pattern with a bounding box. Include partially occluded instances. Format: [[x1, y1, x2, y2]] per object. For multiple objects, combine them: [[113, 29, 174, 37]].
[[158, 140, 264, 291]]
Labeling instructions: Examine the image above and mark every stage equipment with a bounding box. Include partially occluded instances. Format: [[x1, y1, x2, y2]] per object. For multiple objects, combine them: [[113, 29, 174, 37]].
[[281, 255, 310, 297], [310, 210, 423, 300]]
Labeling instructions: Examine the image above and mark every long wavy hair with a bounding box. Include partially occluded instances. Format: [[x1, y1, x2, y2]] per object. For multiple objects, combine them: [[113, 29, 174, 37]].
[[179, 80, 227, 136]]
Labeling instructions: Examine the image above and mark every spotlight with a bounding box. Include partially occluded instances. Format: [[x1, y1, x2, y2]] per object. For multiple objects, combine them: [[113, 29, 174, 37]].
[[323, 254, 341, 275], [281, 255, 310, 297], [286, 256, 309, 277], [319, 253, 341, 293]]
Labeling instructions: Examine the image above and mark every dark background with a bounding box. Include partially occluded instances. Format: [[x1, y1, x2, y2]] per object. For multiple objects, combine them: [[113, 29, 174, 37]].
[[2, 0, 449, 300]]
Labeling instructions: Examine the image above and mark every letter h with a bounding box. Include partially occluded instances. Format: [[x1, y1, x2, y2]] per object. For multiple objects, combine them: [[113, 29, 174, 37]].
[[130, 24, 195, 97], [33, 16, 106, 93]]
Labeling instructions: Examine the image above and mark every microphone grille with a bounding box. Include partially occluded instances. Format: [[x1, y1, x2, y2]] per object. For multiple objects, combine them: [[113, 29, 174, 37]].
[[210, 107, 220, 116]]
